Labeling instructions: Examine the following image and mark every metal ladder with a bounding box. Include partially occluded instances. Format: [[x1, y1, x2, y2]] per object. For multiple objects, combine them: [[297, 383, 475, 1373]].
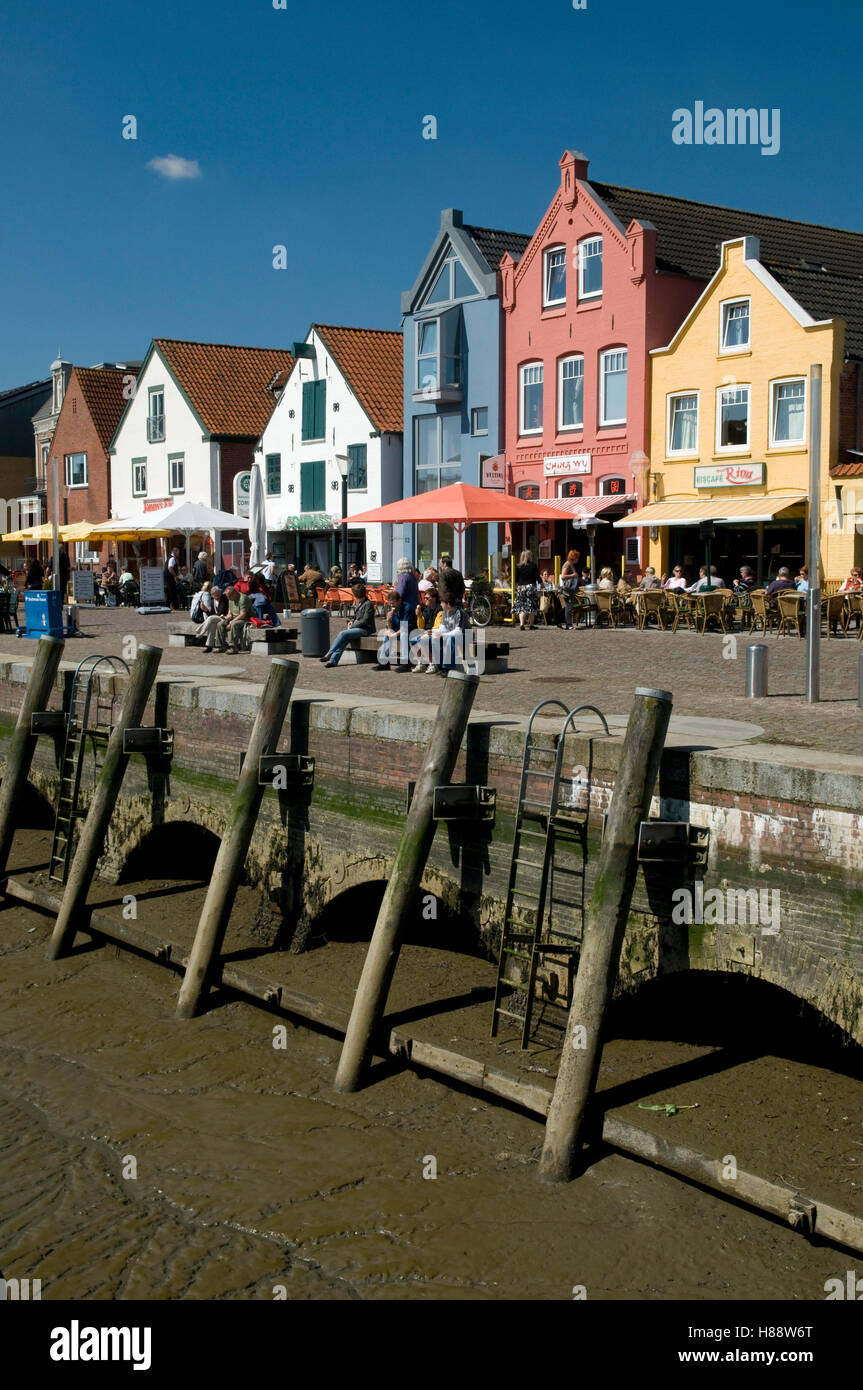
[[49, 655, 129, 884], [491, 699, 610, 1047]]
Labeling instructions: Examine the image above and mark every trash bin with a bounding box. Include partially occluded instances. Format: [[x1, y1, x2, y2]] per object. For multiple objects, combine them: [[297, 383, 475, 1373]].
[[24, 590, 64, 639], [300, 606, 330, 658]]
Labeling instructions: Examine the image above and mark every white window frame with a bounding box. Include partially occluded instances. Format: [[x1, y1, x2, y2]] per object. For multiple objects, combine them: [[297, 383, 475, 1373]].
[[715, 384, 751, 452], [577, 237, 603, 301], [558, 355, 585, 431], [769, 376, 807, 449], [666, 391, 700, 456], [168, 453, 185, 493], [598, 348, 627, 427], [64, 452, 88, 488], [471, 407, 489, 436], [719, 297, 751, 353], [422, 250, 480, 307], [132, 458, 147, 497], [543, 245, 566, 307], [519, 362, 544, 436]]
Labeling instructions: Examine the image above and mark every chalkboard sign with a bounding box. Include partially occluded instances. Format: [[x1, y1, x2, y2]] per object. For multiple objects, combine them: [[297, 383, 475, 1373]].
[[139, 566, 165, 604], [72, 569, 95, 602], [282, 571, 301, 610]]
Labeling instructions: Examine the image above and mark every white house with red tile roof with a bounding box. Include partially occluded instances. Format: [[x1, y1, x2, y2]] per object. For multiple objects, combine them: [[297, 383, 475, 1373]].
[[109, 338, 293, 570], [255, 324, 403, 582]]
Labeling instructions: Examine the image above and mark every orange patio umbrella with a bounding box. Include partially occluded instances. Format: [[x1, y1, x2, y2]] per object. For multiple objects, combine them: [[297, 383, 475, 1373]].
[[341, 481, 559, 569]]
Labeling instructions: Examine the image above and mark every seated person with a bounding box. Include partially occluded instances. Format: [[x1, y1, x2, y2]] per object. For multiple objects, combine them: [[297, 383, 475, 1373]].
[[375, 592, 406, 669], [840, 566, 862, 593], [663, 567, 688, 590], [687, 565, 726, 593], [795, 566, 809, 592], [199, 587, 228, 647], [596, 567, 616, 592], [321, 582, 376, 667], [298, 562, 324, 600], [733, 565, 757, 594], [423, 567, 470, 675], [203, 586, 252, 653], [765, 566, 796, 598], [190, 580, 215, 622], [637, 566, 662, 591]]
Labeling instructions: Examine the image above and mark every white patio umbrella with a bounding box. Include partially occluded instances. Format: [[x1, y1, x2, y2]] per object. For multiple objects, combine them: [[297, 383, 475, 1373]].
[[102, 500, 250, 569], [248, 464, 267, 568]]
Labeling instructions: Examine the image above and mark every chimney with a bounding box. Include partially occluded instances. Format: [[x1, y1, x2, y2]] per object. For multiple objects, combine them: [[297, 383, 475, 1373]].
[[441, 209, 463, 229], [559, 149, 590, 210]]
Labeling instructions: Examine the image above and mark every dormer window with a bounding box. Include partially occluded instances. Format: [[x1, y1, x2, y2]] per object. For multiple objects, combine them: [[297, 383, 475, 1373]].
[[721, 298, 750, 351], [423, 251, 478, 307], [414, 311, 462, 400], [578, 237, 602, 300], [543, 246, 566, 307]]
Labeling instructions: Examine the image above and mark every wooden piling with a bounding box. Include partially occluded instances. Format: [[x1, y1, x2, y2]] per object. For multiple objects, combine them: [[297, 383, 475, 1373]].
[[333, 670, 480, 1093], [175, 657, 298, 1019], [47, 644, 162, 961], [538, 686, 673, 1183], [0, 634, 65, 879]]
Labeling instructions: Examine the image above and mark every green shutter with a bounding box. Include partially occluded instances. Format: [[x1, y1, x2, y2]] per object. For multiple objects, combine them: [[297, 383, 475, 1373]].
[[313, 459, 325, 511], [301, 460, 326, 513], [301, 380, 326, 440], [301, 382, 314, 440], [347, 444, 367, 489], [314, 380, 326, 439]]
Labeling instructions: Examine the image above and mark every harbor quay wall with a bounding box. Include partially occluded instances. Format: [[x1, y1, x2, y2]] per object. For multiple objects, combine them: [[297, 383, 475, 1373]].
[[1, 654, 862, 1044]]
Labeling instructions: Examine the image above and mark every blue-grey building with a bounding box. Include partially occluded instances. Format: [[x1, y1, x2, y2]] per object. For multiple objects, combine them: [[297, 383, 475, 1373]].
[[401, 210, 529, 572]]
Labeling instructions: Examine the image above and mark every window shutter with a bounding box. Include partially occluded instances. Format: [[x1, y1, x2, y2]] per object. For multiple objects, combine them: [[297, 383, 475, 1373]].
[[301, 382, 314, 440], [347, 444, 367, 489], [300, 460, 313, 512], [313, 459, 325, 511], [314, 380, 326, 438]]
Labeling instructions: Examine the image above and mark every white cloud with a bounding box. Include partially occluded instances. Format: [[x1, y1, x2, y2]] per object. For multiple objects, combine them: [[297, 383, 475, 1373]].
[[146, 154, 202, 181]]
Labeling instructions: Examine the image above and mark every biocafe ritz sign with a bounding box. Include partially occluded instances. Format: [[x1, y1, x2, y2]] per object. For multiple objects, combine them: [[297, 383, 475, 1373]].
[[544, 454, 591, 477], [695, 463, 765, 488]]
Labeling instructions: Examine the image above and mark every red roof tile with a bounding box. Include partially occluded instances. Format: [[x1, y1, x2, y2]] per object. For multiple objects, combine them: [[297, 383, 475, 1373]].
[[73, 367, 139, 453], [154, 339, 295, 438], [831, 460, 863, 477], [312, 325, 403, 433]]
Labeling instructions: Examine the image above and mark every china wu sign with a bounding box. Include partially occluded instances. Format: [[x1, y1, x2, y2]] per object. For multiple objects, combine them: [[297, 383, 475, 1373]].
[[282, 512, 334, 532], [694, 463, 765, 488]]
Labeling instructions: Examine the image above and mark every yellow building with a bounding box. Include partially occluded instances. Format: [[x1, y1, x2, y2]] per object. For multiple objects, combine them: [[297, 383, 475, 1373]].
[[625, 236, 854, 585]]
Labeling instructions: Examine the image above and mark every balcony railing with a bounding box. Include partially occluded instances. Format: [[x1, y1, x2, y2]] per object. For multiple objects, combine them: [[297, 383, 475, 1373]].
[[146, 414, 166, 443], [24, 476, 47, 494]]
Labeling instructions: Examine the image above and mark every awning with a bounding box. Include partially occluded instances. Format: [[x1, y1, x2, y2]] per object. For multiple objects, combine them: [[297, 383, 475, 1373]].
[[616, 495, 806, 528], [538, 493, 637, 523]]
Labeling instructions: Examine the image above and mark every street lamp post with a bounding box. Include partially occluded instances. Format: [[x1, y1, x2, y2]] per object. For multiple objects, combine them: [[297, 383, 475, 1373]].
[[335, 454, 349, 577], [806, 364, 823, 703]]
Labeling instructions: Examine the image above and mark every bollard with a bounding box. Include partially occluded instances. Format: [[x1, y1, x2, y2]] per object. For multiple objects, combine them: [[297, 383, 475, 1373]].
[[175, 658, 298, 1019], [538, 687, 673, 1184], [334, 670, 480, 1092], [0, 635, 65, 879], [47, 645, 162, 960], [745, 643, 768, 699]]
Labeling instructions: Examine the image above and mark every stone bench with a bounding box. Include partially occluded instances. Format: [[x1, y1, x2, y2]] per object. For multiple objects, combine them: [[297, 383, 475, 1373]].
[[168, 621, 297, 651], [337, 634, 509, 672]]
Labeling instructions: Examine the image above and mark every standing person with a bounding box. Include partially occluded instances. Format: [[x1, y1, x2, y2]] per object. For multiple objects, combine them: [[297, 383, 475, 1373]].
[[59, 547, 71, 594], [192, 550, 210, 587], [393, 556, 420, 624], [260, 552, 276, 583], [321, 582, 377, 667], [559, 549, 580, 630], [163, 547, 181, 610], [513, 549, 540, 631], [25, 556, 45, 590]]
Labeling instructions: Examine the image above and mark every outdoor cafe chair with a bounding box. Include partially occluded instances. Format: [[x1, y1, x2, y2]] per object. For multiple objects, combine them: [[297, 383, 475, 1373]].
[[336, 587, 356, 616], [776, 590, 805, 639], [634, 589, 666, 631], [593, 591, 623, 628], [663, 589, 695, 634], [845, 591, 862, 632], [749, 590, 777, 635], [825, 593, 848, 637], [322, 587, 342, 612], [695, 590, 728, 635]]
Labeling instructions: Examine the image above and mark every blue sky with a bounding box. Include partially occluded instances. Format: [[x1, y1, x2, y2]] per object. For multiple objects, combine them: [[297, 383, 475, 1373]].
[[1, 0, 858, 388]]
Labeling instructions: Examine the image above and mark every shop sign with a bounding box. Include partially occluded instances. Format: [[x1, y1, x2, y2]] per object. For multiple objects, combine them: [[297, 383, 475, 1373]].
[[234, 471, 251, 519], [142, 497, 172, 513], [694, 463, 765, 488], [544, 454, 591, 478], [481, 457, 506, 490], [282, 512, 334, 532]]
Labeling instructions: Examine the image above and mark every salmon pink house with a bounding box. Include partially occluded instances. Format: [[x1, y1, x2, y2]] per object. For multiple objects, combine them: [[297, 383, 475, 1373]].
[[501, 150, 704, 575]]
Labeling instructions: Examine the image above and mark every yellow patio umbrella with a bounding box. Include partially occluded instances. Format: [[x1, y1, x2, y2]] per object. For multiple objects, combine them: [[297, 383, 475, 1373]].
[[67, 518, 173, 541], [59, 519, 101, 542], [1, 521, 56, 543]]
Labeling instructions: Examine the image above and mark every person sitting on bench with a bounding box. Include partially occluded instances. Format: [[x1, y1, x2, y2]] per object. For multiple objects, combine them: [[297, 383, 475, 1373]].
[[320, 582, 376, 667]]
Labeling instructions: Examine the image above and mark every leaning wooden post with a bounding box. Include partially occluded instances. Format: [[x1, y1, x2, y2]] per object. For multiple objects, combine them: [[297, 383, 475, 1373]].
[[334, 670, 480, 1093], [538, 685, 673, 1184], [0, 634, 65, 879], [47, 644, 162, 960], [175, 657, 298, 1019]]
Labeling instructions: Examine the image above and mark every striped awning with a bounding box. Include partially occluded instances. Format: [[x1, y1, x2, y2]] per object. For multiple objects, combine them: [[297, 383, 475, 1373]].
[[538, 493, 637, 523], [616, 495, 806, 528]]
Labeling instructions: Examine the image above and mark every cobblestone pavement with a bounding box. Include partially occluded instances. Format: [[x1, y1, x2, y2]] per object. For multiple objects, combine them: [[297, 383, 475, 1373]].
[[3, 606, 862, 754]]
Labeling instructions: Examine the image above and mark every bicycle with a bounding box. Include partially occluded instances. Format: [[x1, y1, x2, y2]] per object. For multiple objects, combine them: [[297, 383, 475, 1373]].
[[468, 589, 492, 627]]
